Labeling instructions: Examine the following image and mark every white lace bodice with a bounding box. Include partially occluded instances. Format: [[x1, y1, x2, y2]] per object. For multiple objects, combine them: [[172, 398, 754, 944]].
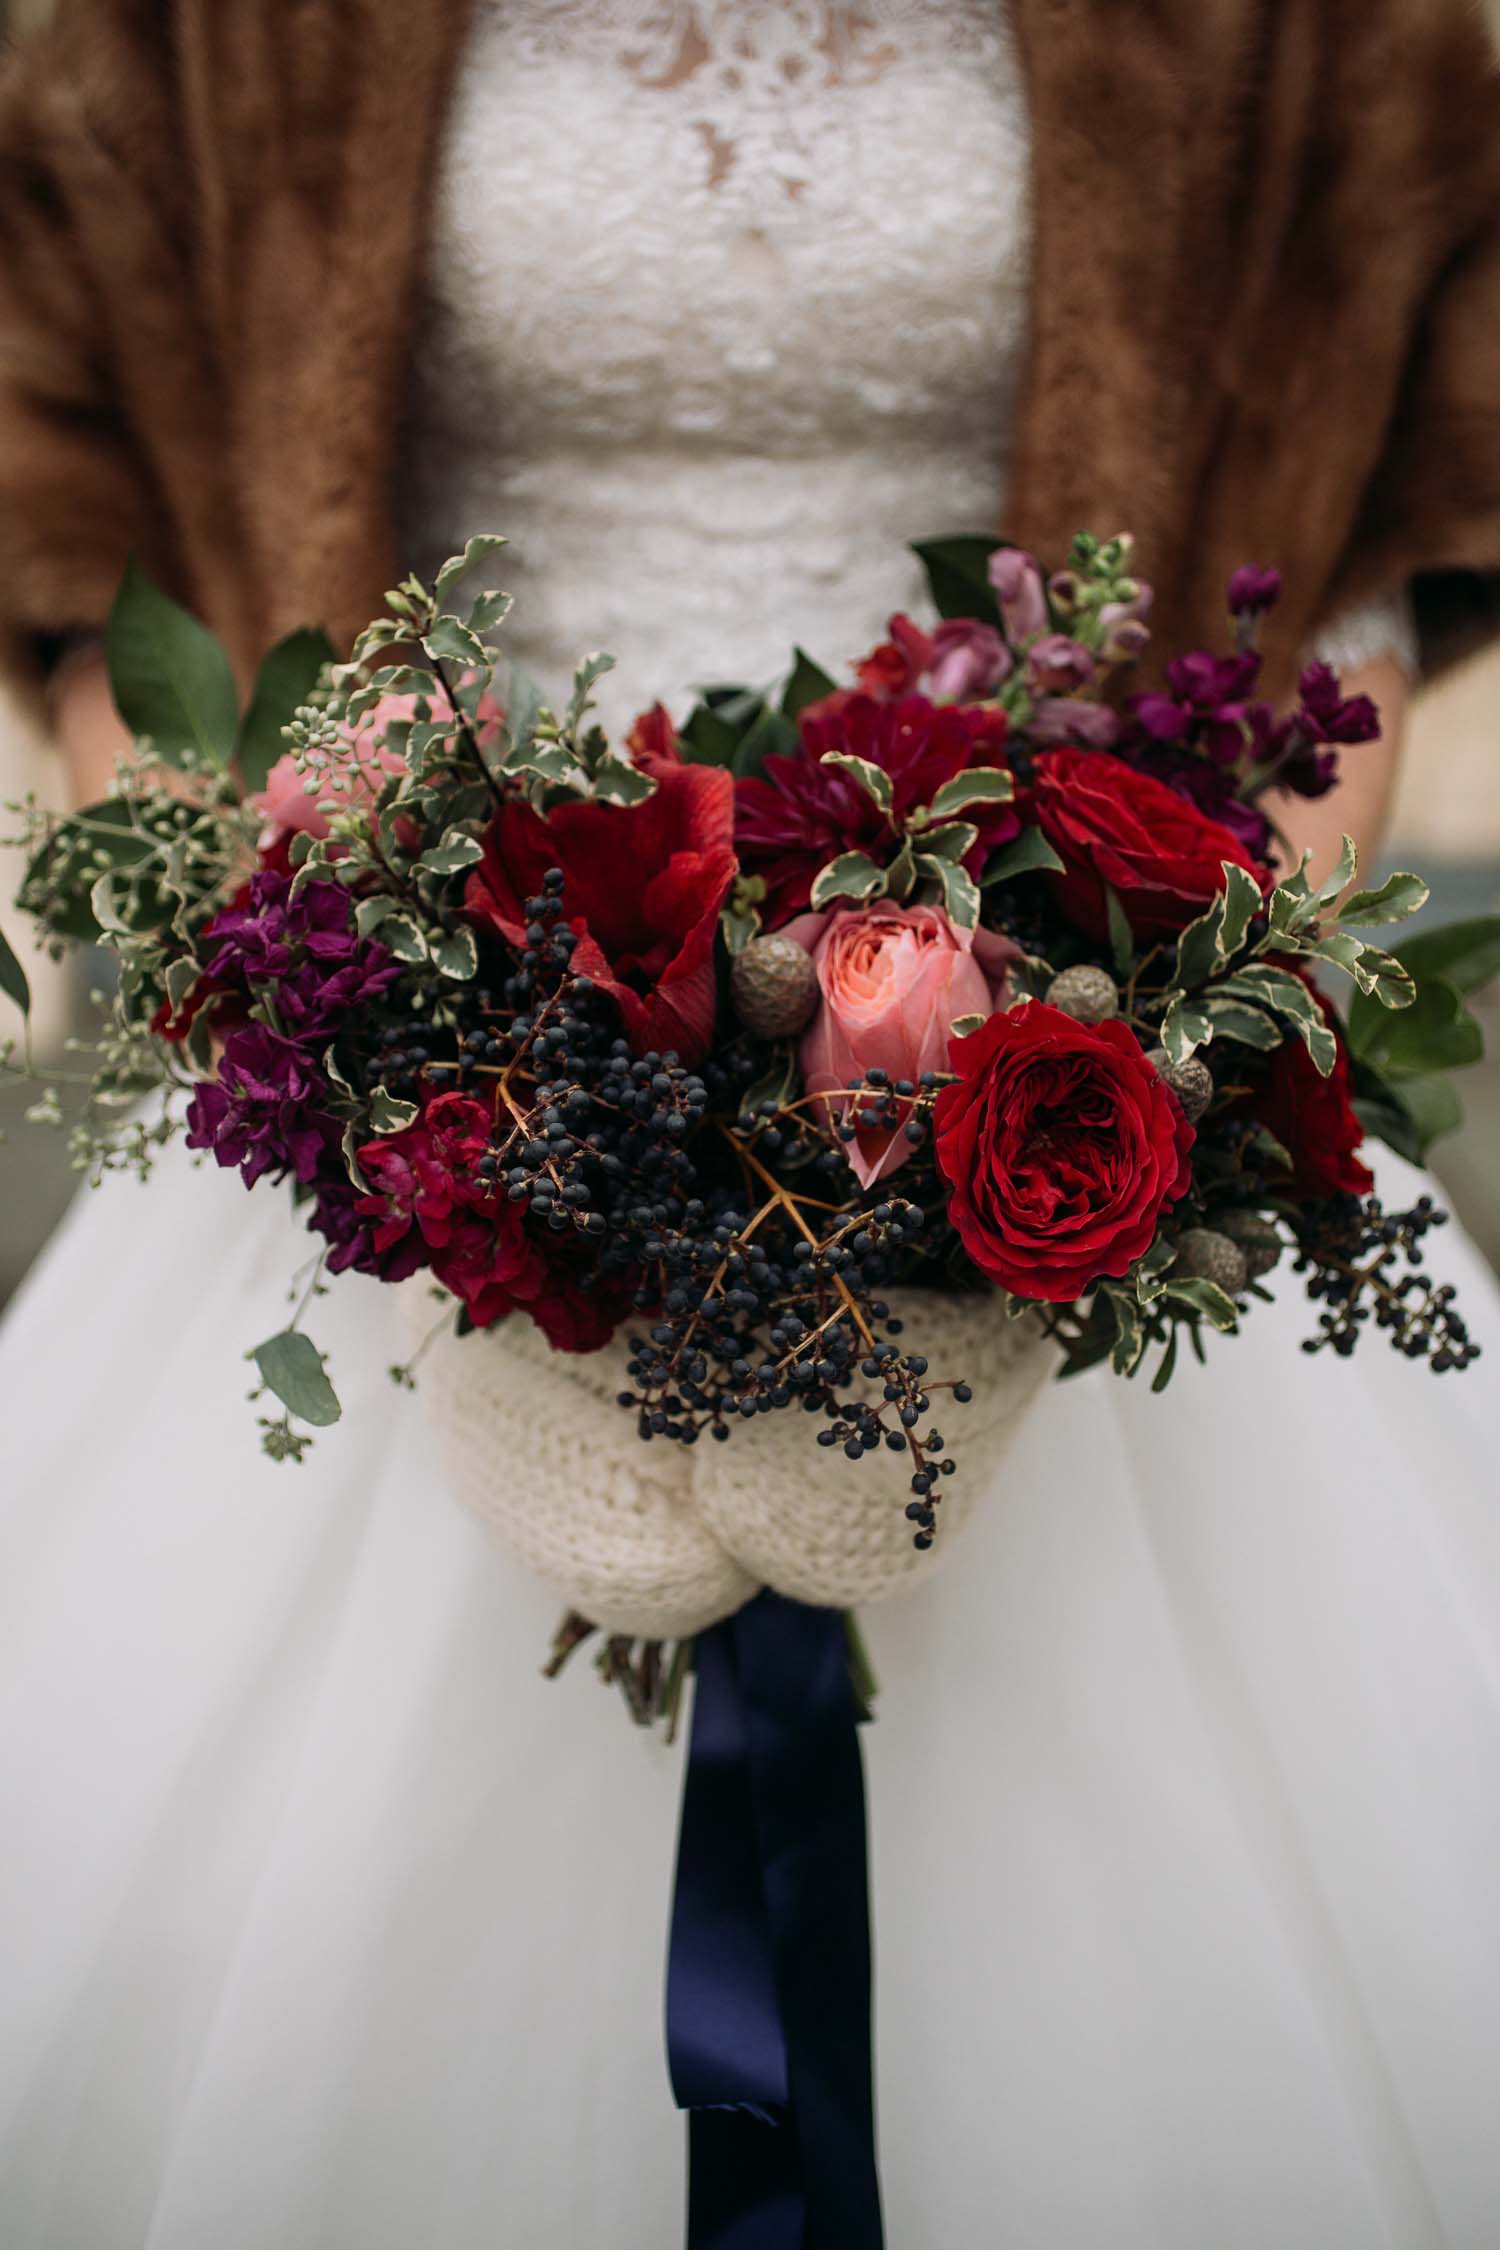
[[401, 0, 1031, 730], [401, 0, 1414, 729]]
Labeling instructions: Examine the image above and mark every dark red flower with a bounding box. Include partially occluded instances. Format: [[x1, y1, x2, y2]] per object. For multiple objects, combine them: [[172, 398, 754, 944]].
[[355, 1091, 630, 1347], [1030, 746, 1265, 940], [735, 692, 1017, 924], [465, 730, 736, 1063], [933, 1001, 1194, 1301], [1248, 983, 1374, 1198]]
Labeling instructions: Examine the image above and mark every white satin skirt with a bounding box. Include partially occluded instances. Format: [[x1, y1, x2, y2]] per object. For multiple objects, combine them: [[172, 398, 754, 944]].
[[2, 1131, 1499, 2250]]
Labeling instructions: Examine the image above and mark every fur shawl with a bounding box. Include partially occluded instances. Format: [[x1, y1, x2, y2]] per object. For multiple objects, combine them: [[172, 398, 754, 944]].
[[1, 0, 1498, 711]]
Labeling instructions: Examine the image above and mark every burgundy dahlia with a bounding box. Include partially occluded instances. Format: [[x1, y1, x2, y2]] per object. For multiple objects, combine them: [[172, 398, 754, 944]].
[[735, 692, 1018, 924]]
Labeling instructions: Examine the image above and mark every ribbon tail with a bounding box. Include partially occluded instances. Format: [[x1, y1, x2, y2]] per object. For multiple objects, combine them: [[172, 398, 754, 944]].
[[667, 1592, 884, 2250]]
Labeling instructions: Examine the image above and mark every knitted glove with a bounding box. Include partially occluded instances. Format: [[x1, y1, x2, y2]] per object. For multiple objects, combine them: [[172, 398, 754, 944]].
[[407, 1286, 1051, 1636]]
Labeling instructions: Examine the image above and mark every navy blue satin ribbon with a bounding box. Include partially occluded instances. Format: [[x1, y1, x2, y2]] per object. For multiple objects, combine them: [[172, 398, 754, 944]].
[[667, 1592, 885, 2250]]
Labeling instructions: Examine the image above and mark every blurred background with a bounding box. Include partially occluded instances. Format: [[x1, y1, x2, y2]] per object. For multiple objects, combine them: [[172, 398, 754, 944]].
[[0, 0, 1496, 1309]]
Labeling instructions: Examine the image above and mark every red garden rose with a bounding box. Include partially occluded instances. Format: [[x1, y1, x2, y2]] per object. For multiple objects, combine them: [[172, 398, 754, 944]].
[[1030, 746, 1265, 940], [933, 1001, 1195, 1301], [1248, 983, 1374, 1198], [735, 691, 1017, 924], [465, 718, 736, 1063]]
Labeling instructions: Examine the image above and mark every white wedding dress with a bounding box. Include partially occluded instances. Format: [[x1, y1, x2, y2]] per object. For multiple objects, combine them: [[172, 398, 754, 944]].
[[2, 6, 1498, 2245]]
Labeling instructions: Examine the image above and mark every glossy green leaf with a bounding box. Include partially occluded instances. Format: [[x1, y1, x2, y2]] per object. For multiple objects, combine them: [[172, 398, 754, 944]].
[[980, 826, 1065, 885], [1394, 913, 1500, 997], [909, 536, 1002, 625], [105, 559, 239, 769], [781, 647, 837, 720], [236, 628, 335, 794], [1103, 883, 1134, 978], [0, 923, 30, 1016]]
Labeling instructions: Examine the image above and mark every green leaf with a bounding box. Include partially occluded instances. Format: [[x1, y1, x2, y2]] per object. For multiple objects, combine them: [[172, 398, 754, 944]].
[[677, 702, 742, 769], [1350, 975, 1481, 1075], [105, 559, 239, 769], [1160, 995, 1213, 1066], [355, 894, 402, 938], [810, 852, 886, 910], [1394, 912, 1500, 997], [981, 826, 1065, 885], [950, 1011, 987, 1038], [469, 588, 514, 636], [566, 651, 616, 734], [380, 913, 428, 965], [425, 616, 489, 671], [370, 1086, 419, 1133], [236, 628, 335, 794], [917, 855, 980, 931], [0, 924, 30, 1016], [1343, 942, 1416, 1009], [591, 753, 658, 805], [1216, 863, 1262, 961], [1151, 1328, 1180, 1394], [781, 647, 837, 720], [909, 535, 1002, 625], [431, 926, 479, 981], [1103, 883, 1134, 978], [434, 536, 508, 604], [1202, 998, 1283, 1049], [415, 829, 485, 877], [913, 820, 979, 865], [1173, 895, 1225, 991], [819, 750, 894, 815], [1161, 1278, 1240, 1332], [1388, 1071, 1464, 1150], [1338, 869, 1430, 927], [920, 767, 1015, 824], [249, 1330, 342, 1427], [731, 703, 798, 780]]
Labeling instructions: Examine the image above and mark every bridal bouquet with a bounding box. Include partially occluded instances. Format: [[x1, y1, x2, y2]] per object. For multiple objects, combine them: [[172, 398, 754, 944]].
[[5, 533, 1489, 1648]]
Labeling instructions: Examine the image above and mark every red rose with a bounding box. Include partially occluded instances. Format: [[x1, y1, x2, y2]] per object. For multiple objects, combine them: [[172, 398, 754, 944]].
[[1030, 747, 1264, 940], [933, 1001, 1195, 1301], [465, 723, 736, 1063], [1248, 984, 1374, 1198], [735, 692, 1016, 924]]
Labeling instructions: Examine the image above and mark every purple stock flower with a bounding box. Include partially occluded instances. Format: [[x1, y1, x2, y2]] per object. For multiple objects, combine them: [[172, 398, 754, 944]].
[[202, 871, 399, 1039], [185, 1025, 338, 1190], [988, 547, 1048, 643], [1028, 695, 1120, 747], [1227, 565, 1283, 617], [1295, 661, 1382, 746]]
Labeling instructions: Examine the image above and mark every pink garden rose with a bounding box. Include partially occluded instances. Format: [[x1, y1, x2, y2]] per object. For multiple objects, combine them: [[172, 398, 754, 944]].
[[256, 682, 505, 844], [783, 902, 1019, 1187]]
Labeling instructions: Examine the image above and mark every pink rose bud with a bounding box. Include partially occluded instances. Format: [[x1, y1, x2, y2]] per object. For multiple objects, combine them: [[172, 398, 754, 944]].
[[781, 902, 1020, 1188], [256, 678, 505, 843], [987, 547, 1048, 645], [927, 620, 1011, 702], [1025, 633, 1096, 697]]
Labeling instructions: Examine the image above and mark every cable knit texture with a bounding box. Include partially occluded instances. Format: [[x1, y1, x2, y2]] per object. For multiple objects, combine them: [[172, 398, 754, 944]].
[[406, 1284, 1051, 1635]]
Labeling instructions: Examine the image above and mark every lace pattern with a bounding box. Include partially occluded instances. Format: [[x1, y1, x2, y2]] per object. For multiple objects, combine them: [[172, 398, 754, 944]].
[[401, 0, 1032, 730]]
